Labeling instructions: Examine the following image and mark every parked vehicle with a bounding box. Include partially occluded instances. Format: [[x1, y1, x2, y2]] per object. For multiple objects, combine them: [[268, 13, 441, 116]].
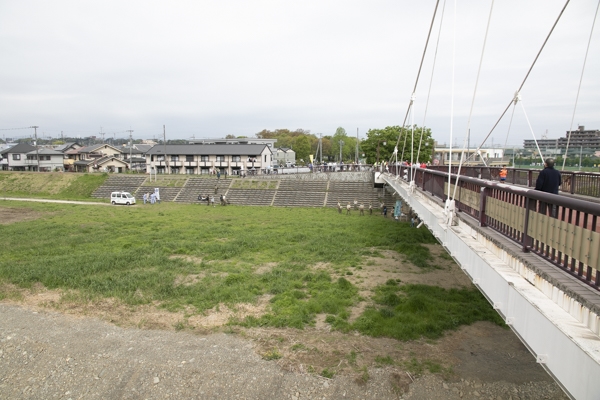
[[111, 191, 136, 205]]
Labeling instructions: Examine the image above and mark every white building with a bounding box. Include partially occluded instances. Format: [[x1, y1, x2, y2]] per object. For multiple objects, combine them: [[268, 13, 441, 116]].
[[0, 143, 37, 171], [273, 148, 296, 167], [145, 144, 273, 175], [433, 147, 505, 166], [25, 148, 65, 172]]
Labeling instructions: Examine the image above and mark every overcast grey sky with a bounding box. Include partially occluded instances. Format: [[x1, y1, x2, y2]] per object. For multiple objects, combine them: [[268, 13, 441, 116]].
[[1, 0, 598, 147]]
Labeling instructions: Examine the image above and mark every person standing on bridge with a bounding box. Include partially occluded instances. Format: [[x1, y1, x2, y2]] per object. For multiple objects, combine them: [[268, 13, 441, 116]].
[[499, 166, 508, 182], [535, 158, 561, 217]]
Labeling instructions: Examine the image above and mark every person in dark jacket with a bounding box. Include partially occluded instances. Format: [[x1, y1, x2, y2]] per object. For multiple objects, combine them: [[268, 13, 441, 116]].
[[535, 158, 561, 216]]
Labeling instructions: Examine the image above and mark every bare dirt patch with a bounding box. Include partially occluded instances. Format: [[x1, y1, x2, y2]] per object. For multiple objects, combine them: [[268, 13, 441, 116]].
[[173, 273, 205, 286], [310, 262, 332, 271], [327, 246, 473, 323], [243, 321, 552, 388], [169, 254, 203, 264], [188, 295, 273, 328], [254, 262, 278, 274], [0, 284, 270, 333], [0, 206, 47, 225]]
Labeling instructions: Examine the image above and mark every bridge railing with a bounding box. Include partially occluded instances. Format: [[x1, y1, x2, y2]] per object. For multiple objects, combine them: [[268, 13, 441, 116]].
[[392, 166, 600, 291], [426, 166, 600, 197]]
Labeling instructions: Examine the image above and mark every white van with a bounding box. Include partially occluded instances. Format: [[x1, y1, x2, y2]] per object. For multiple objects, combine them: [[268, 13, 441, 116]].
[[110, 191, 136, 205]]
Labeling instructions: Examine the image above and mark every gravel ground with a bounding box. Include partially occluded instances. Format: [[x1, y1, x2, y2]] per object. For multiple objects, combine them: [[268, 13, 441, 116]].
[[0, 304, 567, 400]]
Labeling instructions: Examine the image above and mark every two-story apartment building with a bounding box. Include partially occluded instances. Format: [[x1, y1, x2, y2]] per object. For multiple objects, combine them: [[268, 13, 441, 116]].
[[273, 148, 296, 167], [25, 148, 65, 172], [145, 144, 273, 175], [70, 144, 130, 173], [0, 143, 37, 171]]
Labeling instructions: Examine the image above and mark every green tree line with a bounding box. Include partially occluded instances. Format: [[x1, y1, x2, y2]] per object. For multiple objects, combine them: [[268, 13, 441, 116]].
[[255, 125, 434, 165]]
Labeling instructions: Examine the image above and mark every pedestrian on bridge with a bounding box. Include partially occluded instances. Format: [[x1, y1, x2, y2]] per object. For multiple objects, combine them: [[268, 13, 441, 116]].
[[499, 166, 508, 182], [535, 158, 561, 217]]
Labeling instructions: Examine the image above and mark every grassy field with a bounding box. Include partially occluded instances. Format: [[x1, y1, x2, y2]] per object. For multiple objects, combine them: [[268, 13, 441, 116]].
[[0, 171, 108, 200], [0, 200, 503, 341]]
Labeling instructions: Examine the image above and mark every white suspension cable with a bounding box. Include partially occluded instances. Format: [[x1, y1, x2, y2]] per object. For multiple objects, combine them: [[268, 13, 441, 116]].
[[473, 0, 571, 153], [562, 0, 599, 170], [453, 0, 495, 202], [503, 100, 517, 149], [446, 0, 457, 205], [393, 0, 441, 159], [519, 97, 545, 165], [410, 95, 415, 181], [399, 104, 412, 165], [416, 0, 448, 166], [443, 0, 458, 228]]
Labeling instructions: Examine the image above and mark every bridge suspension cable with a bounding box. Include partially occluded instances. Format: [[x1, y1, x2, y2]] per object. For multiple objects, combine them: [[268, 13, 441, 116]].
[[392, 0, 441, 162], [562, 0, 599, 171], [474, 0, 571, 154], [452, 0, 495, 202], [415, 0, 447, 168]]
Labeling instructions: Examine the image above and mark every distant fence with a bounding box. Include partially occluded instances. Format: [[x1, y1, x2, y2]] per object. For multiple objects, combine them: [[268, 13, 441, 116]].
[[427, 166, 600, 198]]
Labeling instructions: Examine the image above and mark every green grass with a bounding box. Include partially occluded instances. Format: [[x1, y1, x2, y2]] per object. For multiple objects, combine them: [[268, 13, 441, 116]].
[[0, 172, 108, 200], [230, 180, 278, 190], [321, 368, 335, 378], [404, 357, 452, 378], [262, 348, 282, 360], [54, 173, 110, 199], [0, 201, 502, 340], [351, 282, 505, 340], [375, 355, 394, 366]]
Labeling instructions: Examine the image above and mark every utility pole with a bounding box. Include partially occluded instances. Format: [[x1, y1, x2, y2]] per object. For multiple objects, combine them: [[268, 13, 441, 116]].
[[319, 133, 322, 164], [31, 126, 40, 172], [163, 125, 169, 174], [127, 129, 134, 172], [356, 128, 359, 165], [339, 140, 344, 163]]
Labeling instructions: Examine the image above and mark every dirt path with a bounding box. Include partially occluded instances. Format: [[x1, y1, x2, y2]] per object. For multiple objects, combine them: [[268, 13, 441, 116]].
[[0, 303, 566, 399], [0, 252, 567, 400]]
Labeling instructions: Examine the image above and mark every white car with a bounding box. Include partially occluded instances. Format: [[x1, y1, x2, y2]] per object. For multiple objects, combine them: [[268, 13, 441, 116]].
[[110, 191, 136, 205]]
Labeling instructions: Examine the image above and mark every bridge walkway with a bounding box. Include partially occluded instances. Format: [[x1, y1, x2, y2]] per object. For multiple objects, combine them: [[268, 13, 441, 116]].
[[380, 170, 600, 400]]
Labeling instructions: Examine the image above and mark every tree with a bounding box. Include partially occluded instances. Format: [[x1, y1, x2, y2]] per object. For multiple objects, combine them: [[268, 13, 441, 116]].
[[362, 126, 434, 164], [294, 135, 311, 163], [332, 127, 357, 162], [334, 127, 346, 137], [321, 137, 333, 161]]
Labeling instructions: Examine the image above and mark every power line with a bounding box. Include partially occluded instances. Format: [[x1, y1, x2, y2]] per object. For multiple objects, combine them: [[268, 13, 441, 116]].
[[0, 126, 34, 131]]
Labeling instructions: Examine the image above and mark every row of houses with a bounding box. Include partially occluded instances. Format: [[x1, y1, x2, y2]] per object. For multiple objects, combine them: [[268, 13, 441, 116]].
[[0, 139, 297, 175]]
